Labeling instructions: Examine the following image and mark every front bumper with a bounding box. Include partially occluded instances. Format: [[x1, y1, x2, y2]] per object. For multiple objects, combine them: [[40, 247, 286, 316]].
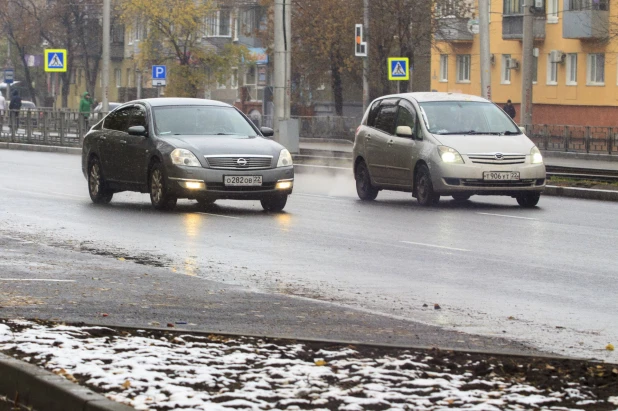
[[166, 165, 294, 200], [430, 161, 546, 196]]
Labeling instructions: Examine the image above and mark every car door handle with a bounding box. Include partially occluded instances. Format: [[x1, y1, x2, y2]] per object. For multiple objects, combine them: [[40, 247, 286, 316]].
[[366, 135, 372, 141], [120, 140, 127, 144], [388, 140, 394, 146]]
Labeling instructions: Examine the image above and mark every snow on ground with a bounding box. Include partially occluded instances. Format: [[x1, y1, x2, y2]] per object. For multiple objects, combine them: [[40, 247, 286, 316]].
[[0, 320, 616, 411]]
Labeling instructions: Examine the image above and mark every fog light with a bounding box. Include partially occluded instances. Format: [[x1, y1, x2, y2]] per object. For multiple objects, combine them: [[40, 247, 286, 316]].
[[276, 180, 293, 190], [178, 180, 206, 190]]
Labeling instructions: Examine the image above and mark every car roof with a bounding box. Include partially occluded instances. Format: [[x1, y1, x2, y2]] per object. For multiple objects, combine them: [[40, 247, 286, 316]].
[[132, 98, 232, 108], [381, 92, 489, 104]]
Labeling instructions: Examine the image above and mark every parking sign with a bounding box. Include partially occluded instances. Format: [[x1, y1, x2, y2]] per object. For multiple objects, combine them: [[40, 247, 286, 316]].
[[152, 65, 166, 86]]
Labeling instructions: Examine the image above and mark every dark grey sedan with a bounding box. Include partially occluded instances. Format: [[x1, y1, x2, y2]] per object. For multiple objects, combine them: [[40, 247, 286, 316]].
[[81, 98, 294, 211]]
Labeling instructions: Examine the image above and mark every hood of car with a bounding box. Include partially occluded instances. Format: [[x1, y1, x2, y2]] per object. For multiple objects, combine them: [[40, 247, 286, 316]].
[[433, 134, 535, 155], [162, 134, 285, 157]]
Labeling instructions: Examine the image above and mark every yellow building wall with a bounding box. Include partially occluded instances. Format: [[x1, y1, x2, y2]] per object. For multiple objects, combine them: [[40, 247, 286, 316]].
[[431, 0, 618, 108]]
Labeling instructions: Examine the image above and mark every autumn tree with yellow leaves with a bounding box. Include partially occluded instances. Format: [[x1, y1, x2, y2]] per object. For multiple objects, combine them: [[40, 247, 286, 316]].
[[122, 0, 249, 97]]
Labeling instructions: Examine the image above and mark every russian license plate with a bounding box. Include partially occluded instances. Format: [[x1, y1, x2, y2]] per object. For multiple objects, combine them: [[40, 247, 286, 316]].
[[483, 171, 520, 181], [224, 176, 263, 186]]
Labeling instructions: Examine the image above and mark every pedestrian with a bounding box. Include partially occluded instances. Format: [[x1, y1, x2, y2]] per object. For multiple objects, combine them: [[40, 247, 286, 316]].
[[79, 91, 94, 121], [0, 92, 5, 127], [503, 99, 516, 120], [8, 90, 22, 132]]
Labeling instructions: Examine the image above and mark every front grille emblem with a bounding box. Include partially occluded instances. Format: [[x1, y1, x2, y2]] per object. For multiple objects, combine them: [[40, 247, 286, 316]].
[[237, 158, 248, 167], [495, 153, 504, 160]]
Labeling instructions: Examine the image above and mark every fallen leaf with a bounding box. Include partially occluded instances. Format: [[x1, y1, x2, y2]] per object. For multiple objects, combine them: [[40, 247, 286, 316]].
[[122, 380, 131, 389], [101, 313, 108, 317], [546, 364, 555, 370], [314, 359, 326, 366], [434, 304, 441, 310], [167, 323, 175, 328], [606, 343, 615, 351], [117, 257, 126, 261]]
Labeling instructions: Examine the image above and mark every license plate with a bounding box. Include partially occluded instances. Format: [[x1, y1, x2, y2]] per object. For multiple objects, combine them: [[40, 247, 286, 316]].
[[224, 176, 263, 186], [483, 171, 520, 181]]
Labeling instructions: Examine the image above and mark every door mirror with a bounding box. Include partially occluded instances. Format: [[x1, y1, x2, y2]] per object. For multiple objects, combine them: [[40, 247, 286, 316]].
[[518, 126, 526, 135], [260, 127, 274, 137], [396, 125, 413, 137], [128, 125, 147, 136]]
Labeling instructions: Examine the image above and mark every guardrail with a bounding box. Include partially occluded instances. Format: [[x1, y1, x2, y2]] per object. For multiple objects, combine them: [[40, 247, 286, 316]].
[[526, 124, 618, 155]]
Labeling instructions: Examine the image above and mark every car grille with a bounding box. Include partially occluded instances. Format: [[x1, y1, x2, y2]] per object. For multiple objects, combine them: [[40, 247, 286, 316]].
[[461, 179, 537, 188], [205, 156, 273, 170], [467, 154, 526, 165]]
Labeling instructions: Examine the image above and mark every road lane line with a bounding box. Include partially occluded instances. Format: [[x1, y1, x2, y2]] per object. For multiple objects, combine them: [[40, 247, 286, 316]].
[[477, 212, 538, 220], [0, 279, 76, 282], [401, 241, 470, 252], [195, 212, 241, 220]]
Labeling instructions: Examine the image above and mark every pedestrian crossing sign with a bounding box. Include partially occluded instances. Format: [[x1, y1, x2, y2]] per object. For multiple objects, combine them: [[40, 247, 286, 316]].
[[388, 57, 409, 81], [45, 49, 67, 72]]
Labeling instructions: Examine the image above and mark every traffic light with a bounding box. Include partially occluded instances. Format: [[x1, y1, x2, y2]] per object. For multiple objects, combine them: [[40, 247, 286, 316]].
[[355, 24, 367, 57]]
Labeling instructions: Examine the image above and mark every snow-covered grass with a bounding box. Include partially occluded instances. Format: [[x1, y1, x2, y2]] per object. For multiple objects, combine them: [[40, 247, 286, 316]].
[[0, 320, 616, 411]]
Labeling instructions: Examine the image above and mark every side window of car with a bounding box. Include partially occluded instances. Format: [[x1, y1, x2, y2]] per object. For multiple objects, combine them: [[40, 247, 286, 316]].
[[108, 108, 132, 132], [127, 106, 147, 129], [374, 105, 398, 135], [366, 100, 382, 127], [396, 107, 416, 134]]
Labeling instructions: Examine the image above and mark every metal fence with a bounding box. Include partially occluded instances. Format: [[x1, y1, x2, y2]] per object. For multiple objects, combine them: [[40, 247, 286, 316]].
[[526, 124, 618, 155], [2, 108, 617, 155]]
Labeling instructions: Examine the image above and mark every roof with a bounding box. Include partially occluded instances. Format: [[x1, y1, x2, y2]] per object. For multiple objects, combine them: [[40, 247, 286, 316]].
[[137, 98, 232, 108], [383, 92, 490, 104]]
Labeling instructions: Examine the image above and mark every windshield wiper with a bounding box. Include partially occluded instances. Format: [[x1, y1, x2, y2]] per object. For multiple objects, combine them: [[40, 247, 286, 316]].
[[436, 130, 502, 135], [501, 130, 521, 135]]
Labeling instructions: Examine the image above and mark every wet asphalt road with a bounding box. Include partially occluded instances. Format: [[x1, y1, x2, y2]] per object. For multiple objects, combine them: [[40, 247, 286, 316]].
[[0, 150, 617, 361]]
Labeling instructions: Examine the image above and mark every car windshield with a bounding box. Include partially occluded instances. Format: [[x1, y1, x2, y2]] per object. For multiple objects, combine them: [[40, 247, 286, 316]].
[[419, 101, 521, 135], [153, 106, 258, 137]]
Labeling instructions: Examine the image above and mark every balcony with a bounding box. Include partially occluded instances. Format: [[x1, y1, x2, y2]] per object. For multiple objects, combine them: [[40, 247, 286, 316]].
[[563, 0, 609, 39], [435, 17, 474, 42], [502, 15, 546, 40]]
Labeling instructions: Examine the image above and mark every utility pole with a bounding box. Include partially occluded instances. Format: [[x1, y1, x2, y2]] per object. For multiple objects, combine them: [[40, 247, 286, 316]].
[[479, 0, 491, 100], [520, 1, 534, 128], [363, 0, 369, 112], [102, 0, 110, 112], [273, 0, 291, 143]]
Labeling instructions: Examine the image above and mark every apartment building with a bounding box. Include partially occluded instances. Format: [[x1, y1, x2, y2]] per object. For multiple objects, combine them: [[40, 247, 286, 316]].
[[431, 0, 618, 126]]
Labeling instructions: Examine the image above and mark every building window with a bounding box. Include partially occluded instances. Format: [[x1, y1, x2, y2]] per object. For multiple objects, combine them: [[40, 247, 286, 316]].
[[503, 0, 522, 15], [547, 55, 558, 85], [547, 0, 559, 23], [567, 53, 577, 85], [501, 54, 511, 84], [456, 54, 471, 83], [436, 0, 471, 18], [587, 53, 605, 85], [205, 9, 232, 37], [439, 55, 448, 82], [115, 68, 121, 88], [567, 0, 608, 11]]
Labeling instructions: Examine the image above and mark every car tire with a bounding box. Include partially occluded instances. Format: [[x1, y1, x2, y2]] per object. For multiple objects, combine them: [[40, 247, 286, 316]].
[[197, 198, 216, 207], [416, 164, 440, 206], [355, 161, 379, 201], [149, 162, 177, 211], [516, 192, 541, 208], [88, 157, 113, 204], [452, 194, 471, 202], [261, 195, 288, 212]]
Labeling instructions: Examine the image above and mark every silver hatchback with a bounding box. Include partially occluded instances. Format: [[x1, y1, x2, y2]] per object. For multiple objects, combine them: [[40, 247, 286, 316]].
[[353, 92, 546, 207]]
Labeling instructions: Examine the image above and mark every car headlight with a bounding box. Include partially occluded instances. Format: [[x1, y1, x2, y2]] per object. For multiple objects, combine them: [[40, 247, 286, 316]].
[[170, 149, 201, 167], [277, 149, 293, 167], [531, 146, 543, 164], [438, 146, 464, 164]]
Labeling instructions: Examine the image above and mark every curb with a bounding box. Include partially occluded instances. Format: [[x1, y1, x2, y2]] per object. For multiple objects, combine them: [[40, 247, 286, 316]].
[[0, 142, 81, 155], [544, 185, 618, 201], [0, 352, 133, 411]]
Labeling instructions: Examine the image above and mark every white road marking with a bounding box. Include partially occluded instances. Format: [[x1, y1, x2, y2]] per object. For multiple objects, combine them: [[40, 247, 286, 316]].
[[0, 186, 87, 200], [0, 279, 76, 282], [295, 164, 351, 170], [195, 212, 241, 220], [401, 241, 470, 252], [477, 212, 538, 220]]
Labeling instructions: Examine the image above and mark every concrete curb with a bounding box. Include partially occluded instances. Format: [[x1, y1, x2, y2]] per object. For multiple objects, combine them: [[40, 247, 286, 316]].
[[0, 353, 133, 411], [0, 142, 81, 155], [544, 185, 618, 201]]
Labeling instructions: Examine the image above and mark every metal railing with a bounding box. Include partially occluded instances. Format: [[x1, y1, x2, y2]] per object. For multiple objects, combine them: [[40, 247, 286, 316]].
[[525, 124, 618, 155]]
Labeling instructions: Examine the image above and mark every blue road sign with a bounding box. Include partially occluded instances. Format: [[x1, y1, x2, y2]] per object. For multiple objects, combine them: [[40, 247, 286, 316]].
[[45, 49, 67, 72], [152, 65, 167, 86], [388, 57, 409, 81], [4, 69, 15, 84]]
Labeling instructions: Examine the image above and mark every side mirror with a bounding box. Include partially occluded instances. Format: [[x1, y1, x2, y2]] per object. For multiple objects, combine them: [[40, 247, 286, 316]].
[[128, 125, 147, 136], [518, 126, 526, 135], [260, 127, 274, 137], [396, 125, 413, 137]]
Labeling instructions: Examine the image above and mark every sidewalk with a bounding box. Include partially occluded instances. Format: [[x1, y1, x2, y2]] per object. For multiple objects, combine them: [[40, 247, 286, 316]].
[[299, 139, 618, 172]]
